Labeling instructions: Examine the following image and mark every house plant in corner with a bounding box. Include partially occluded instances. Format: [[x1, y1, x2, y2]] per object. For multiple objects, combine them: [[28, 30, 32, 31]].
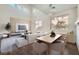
[[5, 22, 11, 37], [5, 23, 11, 31]]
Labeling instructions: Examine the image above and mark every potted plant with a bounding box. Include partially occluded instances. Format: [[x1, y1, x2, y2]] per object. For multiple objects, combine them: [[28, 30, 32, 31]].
[[50, 30, 56, 37], [5, 23, 11, 31], [5, 23, 11, 37]]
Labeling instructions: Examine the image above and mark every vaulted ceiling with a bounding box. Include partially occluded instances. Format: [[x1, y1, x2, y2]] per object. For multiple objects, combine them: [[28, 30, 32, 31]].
[[21, 4, 77, 15], [31, 4, 77, 14]]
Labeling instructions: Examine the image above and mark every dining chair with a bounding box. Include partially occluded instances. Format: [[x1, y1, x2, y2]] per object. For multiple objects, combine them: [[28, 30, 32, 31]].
[[51, 34, 67, 54]]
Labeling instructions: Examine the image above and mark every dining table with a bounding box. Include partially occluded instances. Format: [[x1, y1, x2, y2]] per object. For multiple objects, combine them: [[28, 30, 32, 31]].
[[37, 34, 61, 54]]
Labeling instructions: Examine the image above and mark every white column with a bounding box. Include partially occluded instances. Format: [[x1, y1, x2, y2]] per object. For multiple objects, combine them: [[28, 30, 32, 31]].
[[76, 5, 79, 51]]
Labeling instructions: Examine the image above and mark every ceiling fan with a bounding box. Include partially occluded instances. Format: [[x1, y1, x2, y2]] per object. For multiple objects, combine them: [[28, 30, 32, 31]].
[[49, 4, 55, 9]]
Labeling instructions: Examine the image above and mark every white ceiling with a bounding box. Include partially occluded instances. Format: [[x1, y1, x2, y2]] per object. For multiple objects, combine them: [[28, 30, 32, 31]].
[[31, 4, 77, 14]]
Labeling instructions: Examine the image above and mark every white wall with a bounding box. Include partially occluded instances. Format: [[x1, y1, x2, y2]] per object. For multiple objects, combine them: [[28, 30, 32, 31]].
[[31, 8, 50, 33], [0, 5, 50, 34], [52, 7, 77, 43], [0, 4, 31, 33]]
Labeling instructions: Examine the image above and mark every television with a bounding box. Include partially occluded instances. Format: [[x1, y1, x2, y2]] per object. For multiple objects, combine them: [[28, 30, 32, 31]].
[[16, 23, 29, 32]]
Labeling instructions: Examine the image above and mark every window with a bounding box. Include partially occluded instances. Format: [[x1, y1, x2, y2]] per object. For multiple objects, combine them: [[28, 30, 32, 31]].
[[16, 23, 29, 32], [52, 15, 69, 28], [35, 20, 42, 29], [63, 16, 69, 25], [52, 18, 58, 25]]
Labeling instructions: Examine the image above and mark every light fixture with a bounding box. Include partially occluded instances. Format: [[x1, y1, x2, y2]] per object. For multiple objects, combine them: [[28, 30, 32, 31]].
[[49, 4, 55, 9]]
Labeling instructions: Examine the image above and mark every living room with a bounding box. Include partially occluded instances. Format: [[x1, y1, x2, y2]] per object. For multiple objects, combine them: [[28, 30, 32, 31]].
[[0, 4, 79, 55]]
